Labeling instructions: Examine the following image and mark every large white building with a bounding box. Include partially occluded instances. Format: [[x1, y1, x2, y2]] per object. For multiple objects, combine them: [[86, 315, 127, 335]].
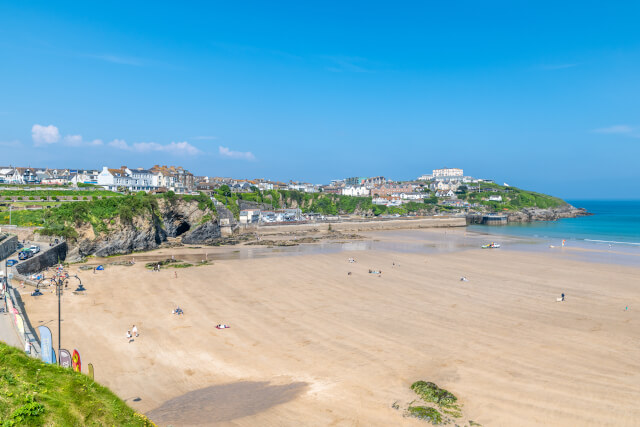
[[98, 167, 157, 192], [341, 186, 370, 197], [432, 168, 463, 177]]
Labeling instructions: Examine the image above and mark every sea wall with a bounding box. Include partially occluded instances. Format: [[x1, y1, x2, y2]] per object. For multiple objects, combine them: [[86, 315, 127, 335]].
[[255, 217, 466, 234], [16, 241, 68, 275], [0, 235, 19, 262]]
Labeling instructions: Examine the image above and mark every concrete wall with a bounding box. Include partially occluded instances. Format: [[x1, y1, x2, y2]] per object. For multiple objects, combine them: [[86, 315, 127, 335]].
[[0, 235, 18, 262], [16, 241, 68, 275], [255, 216, 466, 235]]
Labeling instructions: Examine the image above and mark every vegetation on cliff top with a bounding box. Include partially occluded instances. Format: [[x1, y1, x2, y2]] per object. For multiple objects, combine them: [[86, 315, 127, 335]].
[[213, 186, 439, 218], [457, 183, 566, 211], [0, 189, 120, 198], [0, 341, 155, 426], [0, 192, 216, 238], [212, 184, 567, 218]]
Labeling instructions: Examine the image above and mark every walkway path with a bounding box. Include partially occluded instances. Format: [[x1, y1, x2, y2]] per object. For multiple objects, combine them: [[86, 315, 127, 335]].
[[0, 306, 23, 349]]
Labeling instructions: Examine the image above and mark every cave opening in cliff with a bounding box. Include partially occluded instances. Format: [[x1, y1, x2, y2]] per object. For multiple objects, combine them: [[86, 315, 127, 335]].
[[175, 221, 191, 236]]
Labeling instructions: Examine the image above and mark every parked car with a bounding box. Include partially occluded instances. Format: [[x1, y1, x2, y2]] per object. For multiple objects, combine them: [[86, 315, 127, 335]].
[[18, 249, 33, 260], [6, 259, 19, 266], [29, 245, 40, 254]]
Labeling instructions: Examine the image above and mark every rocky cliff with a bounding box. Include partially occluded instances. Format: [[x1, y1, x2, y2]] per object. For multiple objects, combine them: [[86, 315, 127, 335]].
[[506, 205, 590, 222], [67, 198, 220, 260]]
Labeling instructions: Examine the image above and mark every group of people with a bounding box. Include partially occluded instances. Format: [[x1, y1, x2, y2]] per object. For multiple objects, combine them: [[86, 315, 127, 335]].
[[126, 325, 139, 342], [172, 306, 184, 315], [216, 324, 230, 329]]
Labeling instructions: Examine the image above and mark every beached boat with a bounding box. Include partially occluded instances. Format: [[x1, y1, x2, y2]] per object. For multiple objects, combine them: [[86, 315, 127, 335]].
[[482, 243, 501, 249]]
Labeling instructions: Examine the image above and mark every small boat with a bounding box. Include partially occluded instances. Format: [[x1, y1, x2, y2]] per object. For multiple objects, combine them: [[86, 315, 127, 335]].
[[482, 243, 501, 249]]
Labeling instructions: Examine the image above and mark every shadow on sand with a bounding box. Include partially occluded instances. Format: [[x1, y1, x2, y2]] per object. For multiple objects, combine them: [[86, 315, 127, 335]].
[[146, 380, 308, 425]]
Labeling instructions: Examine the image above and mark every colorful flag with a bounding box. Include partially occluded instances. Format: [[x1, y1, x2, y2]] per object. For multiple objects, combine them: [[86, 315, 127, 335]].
[[38, 326, 54, 364], [72, 349, 81, 373], [59, 349, 72, 368]]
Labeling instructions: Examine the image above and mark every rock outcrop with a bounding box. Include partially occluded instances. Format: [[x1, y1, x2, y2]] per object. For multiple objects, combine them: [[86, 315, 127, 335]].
[[66, 198, 220, 260], [506, 205, 590, 223]]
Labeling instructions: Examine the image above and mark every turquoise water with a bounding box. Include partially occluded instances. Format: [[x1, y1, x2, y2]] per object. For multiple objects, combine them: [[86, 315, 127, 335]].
[[469, 200, 640, 247]]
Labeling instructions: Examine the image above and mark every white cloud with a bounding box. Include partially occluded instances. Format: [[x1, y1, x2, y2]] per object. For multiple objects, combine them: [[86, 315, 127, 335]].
[[219, 146, 256, 161], [63, 134, 103, 147], [0, 139, 21, 147], [593, 125, 633, 134], [63, 134, 83, 146], [32, 124, 60, 145], [108, 138, 130, 150], [108, 139, 200, 155]]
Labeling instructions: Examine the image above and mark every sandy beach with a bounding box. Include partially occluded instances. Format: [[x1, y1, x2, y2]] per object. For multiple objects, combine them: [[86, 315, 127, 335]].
[[20, 229, 640, 426]]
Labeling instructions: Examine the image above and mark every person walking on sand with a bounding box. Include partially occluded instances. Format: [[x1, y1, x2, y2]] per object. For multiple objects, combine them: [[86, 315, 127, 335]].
[[126, 330, 132, 342], [174, 271, 177, 279], [132, 325, 138, 337]]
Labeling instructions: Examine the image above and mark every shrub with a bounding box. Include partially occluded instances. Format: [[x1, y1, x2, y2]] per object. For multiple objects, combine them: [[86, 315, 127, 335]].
[[407, 406, 442, 424]]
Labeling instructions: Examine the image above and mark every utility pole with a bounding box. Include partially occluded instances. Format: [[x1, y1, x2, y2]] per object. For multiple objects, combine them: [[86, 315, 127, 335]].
[[56, 278, 62, 365]]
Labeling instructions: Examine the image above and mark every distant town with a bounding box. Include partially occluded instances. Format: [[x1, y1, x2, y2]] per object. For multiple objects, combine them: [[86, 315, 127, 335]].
[[0, 165, 535, 226], [0, 165, 499, 199]]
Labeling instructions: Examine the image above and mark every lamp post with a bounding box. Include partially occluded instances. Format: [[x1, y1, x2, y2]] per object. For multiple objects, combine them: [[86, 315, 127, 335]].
[[36, 269, 84, 365]]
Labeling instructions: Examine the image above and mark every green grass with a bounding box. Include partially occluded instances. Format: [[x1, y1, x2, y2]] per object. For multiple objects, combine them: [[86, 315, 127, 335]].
[[0, 342, 155, 426], [462, 184, 566, 211], [0, 190, 119, 198], [407, 406, 443, 424], [0, 209, 46, 227]]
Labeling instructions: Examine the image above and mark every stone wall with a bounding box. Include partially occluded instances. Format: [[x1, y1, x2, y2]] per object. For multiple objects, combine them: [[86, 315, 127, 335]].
[[0, 235, 18, 262], [16, 241, 68, 275], [256, 216, 466, 235]]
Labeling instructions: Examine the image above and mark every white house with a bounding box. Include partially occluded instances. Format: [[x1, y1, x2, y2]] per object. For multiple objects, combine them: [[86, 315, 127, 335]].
[[488, 195, 503, 202], [435, 189, 455, 197], [257, 181, 274, 191], [398, 192, 425, 201], [98, 166, 158, 192], [430, 181, 452, 191], [239, 209, 261, 224], [0, 168, 20, 184], [341, 186, 370, 197]]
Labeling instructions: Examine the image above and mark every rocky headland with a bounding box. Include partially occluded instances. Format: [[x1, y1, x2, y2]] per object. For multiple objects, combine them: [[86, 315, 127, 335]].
[[66, 198, 220, 261], [505, 204, 591, 222]]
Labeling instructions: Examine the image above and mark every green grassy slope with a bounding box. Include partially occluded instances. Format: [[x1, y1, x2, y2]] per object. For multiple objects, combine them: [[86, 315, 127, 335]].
[[0, 342, 155, 426]]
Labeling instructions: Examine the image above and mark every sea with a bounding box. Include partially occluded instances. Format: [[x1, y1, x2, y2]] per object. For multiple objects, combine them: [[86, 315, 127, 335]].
[[468, 200, 640, 265]]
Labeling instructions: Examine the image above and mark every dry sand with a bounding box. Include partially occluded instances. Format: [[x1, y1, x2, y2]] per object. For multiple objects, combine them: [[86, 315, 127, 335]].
[[21, 230, 640, 426]]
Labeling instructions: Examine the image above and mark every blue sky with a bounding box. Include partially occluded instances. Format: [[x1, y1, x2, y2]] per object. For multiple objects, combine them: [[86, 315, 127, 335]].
[[1, 1, 639, 199]]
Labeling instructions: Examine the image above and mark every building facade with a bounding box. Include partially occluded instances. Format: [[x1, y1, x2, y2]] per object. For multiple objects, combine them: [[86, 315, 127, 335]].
[[432, 168, 463, 178]]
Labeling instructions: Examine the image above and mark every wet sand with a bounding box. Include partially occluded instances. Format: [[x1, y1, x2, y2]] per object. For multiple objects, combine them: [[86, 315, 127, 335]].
[[22, 229, 640, 426]]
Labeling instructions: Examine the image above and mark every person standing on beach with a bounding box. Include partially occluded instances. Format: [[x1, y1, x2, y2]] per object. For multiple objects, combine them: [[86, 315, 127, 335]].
[[174, 271, 177, 279], [132, 325, 138, 337]]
